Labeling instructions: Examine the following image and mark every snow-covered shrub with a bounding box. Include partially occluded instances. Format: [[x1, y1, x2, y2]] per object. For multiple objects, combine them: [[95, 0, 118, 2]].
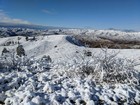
[[0, 48, 52, 73], [0, 47, 33, 72], [3, 41, 15, 46], [0, 49, 16, 71], [25, 36, 29, 41], [70, 48, 140, 85], [16, 45, 25, 57], [94, 49, 140, 85], [84, 50, 92, 56], [37, 55, 52, 70], [1, 48, 9, 56], [41, 55, 52, 63]]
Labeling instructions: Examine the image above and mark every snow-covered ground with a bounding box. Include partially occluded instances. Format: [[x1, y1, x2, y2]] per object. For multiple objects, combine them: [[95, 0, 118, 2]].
[[0, 28, 140, 105]]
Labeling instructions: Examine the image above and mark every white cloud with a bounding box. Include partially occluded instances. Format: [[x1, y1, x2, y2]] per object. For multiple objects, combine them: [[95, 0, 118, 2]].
[[0, 10, 31, 24], [42, 9, 53, 14]]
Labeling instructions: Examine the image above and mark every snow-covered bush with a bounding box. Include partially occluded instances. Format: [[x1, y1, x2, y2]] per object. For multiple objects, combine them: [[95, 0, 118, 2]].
[[69, 48, 140, 85], [0, 52, 52, 73], [1, 48, 10, 56], [16, 45, 25, 57], [39, 55, 52, 70], [25, 36, 29, 41], [0, 49, 16, 71], [0, 53, 28, 72]]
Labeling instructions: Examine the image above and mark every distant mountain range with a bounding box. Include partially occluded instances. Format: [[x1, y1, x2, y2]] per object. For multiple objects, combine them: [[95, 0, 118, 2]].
[[108, 28, 137, 32], [0, 22, 63, 30], [0, 22, 138, 32]]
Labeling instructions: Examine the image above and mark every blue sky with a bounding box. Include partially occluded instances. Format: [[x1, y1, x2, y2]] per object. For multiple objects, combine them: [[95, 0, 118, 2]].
[[0, 0, 140, 30]]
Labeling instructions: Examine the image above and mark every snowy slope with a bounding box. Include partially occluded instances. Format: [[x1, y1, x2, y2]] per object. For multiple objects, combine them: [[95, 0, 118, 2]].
[[0, 28, 140, 105], [1, 34, 140, 61]]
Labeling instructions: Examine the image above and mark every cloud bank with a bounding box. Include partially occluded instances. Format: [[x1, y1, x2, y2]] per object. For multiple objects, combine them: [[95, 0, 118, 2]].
[[0, 10, 31, 24]]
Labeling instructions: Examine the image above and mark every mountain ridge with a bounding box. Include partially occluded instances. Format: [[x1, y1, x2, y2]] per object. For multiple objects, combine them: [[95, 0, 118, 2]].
[[0, 22, 65, 30]]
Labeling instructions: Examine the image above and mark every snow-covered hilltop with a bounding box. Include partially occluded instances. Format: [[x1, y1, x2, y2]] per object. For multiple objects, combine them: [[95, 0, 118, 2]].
[[0, 28, 140, 105]]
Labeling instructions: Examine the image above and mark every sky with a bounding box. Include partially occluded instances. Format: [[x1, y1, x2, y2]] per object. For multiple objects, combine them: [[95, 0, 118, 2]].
[[0, 0, 140, 30]]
